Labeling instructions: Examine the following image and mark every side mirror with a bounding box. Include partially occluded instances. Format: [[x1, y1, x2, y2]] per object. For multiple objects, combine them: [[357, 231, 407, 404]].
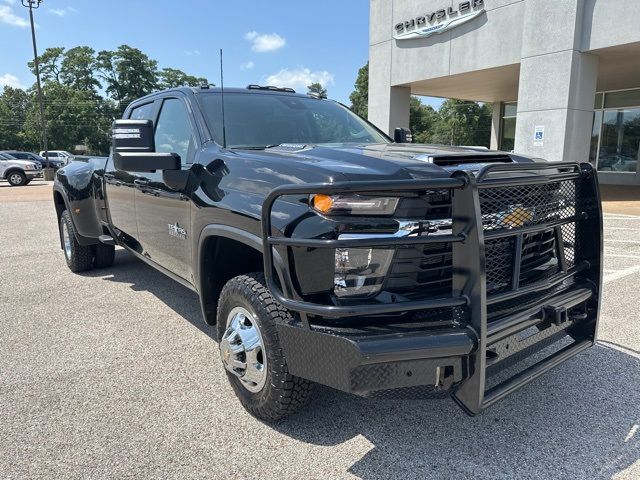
[[112, 119, 180, 172], [394, 127, 413, 143]]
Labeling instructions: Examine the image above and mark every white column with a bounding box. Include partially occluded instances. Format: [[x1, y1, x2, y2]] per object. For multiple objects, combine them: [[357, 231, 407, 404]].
[[514, 0, 598, 162]]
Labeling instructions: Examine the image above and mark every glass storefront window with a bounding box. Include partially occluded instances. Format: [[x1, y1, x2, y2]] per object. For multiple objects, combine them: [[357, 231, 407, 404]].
[[500, 102, 517, 151], [594, 93, 604, 110], [590, 111, 602, 165], [597, 108, 640, 173], [501, 117, 516, 152], [604, 90, 640, 109]]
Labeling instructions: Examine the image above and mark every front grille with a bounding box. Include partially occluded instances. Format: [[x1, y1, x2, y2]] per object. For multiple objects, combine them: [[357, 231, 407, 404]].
[[385, 242, 452, 299], [384, 176, 586, 312], [480, 180, 578, 231]]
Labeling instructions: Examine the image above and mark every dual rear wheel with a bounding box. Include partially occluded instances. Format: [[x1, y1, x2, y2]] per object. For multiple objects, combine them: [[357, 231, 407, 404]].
[[59, 209, 114, 272]]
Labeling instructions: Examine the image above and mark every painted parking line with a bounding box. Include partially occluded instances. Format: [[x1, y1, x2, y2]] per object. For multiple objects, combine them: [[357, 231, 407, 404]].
[[603, 265, 640, 284], [604, 253, 640, 259], [603, 239, 640, 245]]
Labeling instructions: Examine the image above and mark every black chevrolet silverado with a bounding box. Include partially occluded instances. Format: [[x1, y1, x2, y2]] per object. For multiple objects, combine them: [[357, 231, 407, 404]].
[[53, 86, 602, 421]]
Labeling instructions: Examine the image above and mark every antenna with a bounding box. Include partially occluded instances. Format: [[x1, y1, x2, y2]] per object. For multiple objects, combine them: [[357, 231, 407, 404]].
[[219, 49, 227, 148]]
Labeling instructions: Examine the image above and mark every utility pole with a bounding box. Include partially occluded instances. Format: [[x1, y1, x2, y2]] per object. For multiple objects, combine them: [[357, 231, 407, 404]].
[[22, 0, 52, 178]]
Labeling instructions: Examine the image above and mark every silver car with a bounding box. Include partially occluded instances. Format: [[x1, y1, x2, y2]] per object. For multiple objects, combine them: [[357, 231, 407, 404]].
[[0, 152, 43, 186]]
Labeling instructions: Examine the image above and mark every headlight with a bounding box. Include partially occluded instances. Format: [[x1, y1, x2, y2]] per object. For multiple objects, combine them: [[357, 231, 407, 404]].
[[311, 194, 399, 216], [24, 164, 35, 170], [334, 247, 394, 298]]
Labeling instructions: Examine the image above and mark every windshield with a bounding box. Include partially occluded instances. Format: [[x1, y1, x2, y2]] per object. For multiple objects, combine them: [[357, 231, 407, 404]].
[[198, 92, 389, 149]]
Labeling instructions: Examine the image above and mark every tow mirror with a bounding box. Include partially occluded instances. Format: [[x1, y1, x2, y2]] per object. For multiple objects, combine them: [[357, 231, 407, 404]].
[[112, 119, 180, 172], [394, 127, 413, 143]]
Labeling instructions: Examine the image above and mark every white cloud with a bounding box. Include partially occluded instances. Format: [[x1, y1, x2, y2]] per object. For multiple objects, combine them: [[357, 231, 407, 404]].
[[185, 49, 200, 56], [245, 31, 286, 53], [48, 7, 78, 17], [240, 61, 254, 71], [0, 5, 28, 27], [3, 0, 17, 5], [0, 73, 25, 89], [265, 67, 334, 91]]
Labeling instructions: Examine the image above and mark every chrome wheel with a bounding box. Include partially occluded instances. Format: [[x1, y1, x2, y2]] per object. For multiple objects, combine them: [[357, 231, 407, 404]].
[[220, 306, 267, 393], [62, 219, 72, 260], [9, 173, 23, 185]]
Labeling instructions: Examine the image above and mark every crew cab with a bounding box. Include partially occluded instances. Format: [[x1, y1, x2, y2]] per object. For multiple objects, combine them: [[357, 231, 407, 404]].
[[53, 86, 602, 421], [0, 152, 42, 186]]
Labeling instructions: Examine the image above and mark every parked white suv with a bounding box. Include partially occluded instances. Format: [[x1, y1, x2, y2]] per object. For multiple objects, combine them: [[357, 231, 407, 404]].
[[40, 150, 73, 165], [0, 152, 43, 186]]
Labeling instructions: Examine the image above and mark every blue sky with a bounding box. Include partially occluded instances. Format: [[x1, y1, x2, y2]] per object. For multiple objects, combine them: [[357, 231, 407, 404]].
[[0, 0, 442, 107]]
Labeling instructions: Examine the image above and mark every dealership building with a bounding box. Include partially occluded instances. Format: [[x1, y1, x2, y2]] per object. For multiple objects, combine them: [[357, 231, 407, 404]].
[[368, 0, 640, 185]]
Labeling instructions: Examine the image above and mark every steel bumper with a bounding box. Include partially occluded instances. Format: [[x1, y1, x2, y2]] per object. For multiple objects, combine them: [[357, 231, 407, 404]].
[[277, 282, 596, 397]]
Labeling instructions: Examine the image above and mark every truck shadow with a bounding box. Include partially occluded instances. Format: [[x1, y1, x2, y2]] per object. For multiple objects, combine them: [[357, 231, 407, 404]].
[[93, 251, 640, 480]]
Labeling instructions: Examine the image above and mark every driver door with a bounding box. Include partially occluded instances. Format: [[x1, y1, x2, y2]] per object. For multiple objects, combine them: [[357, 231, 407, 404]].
[[134, 96, 196, 282]]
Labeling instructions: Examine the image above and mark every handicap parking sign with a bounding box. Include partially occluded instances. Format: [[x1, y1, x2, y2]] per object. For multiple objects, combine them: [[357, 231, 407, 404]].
[[534, 126, 545, 145]]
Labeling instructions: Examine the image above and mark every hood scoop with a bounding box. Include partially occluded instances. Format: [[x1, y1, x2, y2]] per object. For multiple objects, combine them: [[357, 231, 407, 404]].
[[414, 153, 513, 167], [267, 143, 313, 153]]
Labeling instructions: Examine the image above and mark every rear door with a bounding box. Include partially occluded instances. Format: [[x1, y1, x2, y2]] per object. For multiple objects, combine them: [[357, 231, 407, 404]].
[[134, 96, 195, 281], [104, 101, 159, 243]]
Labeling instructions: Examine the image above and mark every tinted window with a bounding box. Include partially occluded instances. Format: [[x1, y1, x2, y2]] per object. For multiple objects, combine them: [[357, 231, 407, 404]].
[[130, 102, 156, 121], [154, 98, 194, 164], [198, 93, 388, 148]]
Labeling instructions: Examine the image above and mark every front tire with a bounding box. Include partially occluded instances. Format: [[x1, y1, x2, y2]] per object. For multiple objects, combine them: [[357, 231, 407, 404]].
[[217, 273, 313, 421], [7, 171, 26, 186], [60, 210, 94, 272]]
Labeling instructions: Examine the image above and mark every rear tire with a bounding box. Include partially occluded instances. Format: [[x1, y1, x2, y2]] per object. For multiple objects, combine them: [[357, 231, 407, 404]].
[[94, 243, 115, 268], [60, 210, 94, 273], [7, 171, 26, 187], [217, 273, 313, 421]]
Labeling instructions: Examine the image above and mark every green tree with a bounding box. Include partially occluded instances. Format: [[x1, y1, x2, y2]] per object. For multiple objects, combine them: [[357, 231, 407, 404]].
[[22, 83, 117, 154], [97, 45, 159, 111], [307, 82, 328, 99], [349, 62, 368, 118], [61, 46, 101, 92], [28, 47, 65, 84], [409, 96, 438, 143], [158, 68, 208, 89], [0, 86, 34, 150], [427, 99, 492, 147]]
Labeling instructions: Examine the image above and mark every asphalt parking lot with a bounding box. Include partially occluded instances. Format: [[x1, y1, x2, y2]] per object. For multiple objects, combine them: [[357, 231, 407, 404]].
[[1, 180, 639, 479]]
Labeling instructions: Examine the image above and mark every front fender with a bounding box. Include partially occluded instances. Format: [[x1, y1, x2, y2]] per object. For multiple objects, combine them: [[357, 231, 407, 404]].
[[195, 224, 295, 299]]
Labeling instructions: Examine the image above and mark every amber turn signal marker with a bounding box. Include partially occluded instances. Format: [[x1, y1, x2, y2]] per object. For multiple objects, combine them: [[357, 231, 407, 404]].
[[312, 194, 334, 213]]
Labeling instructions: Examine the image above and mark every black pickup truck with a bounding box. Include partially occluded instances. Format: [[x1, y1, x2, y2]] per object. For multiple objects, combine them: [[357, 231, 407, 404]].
[[53, 85, 602, 421]]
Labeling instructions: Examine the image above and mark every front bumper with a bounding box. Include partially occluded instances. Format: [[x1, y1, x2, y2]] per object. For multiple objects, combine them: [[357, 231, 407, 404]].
[[262, 162, 602, 415], [26, 170, 43, 179], [277, 281, 594, 399]]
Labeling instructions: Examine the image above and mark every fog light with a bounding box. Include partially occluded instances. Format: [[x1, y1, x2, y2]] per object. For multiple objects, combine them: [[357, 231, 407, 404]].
[[334, 248, 394, 298]]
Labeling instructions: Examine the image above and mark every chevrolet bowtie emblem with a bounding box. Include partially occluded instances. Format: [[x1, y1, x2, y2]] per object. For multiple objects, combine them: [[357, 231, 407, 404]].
[[502, 206, 534, 228]]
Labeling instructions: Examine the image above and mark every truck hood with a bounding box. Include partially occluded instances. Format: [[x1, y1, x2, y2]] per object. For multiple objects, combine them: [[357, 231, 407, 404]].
[[235, 143, 534, 182]]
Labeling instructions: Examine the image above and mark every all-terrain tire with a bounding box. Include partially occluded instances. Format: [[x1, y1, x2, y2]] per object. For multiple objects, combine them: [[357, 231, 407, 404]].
[[217, 273, 314, 421], [60, 210, 94, 273], [7, 170, 26, 186], [93, 243, 115, 268]]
